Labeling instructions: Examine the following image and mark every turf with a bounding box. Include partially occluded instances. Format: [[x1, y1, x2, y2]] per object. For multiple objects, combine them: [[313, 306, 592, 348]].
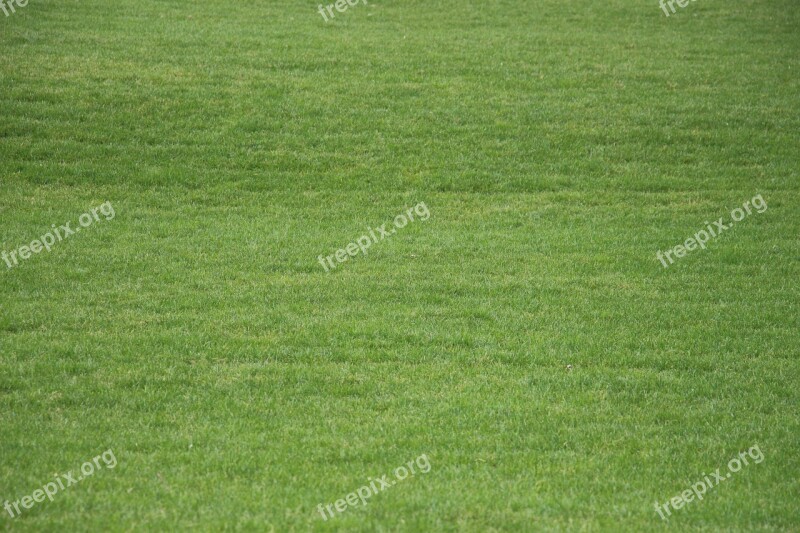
[[1, 0, 799, 531]]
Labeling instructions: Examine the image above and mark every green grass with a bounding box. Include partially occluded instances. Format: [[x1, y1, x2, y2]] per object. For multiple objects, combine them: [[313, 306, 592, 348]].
[[1, 0, 799, 531]]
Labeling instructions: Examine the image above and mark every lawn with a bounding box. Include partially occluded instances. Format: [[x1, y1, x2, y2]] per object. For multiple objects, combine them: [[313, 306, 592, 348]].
[[0, 0, 798, 531]]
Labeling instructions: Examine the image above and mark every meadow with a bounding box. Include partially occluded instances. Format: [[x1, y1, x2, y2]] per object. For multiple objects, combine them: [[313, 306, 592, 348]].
[[1, 0, 798, 530]]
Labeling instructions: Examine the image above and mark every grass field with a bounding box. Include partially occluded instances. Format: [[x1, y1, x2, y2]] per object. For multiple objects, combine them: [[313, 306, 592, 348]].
[[1, 0, 799, 530]]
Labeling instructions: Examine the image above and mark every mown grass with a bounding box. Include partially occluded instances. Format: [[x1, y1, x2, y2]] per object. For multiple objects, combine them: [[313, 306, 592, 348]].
[[1, 0, 798, 531]]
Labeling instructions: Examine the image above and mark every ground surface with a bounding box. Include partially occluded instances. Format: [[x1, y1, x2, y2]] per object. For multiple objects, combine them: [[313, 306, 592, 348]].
[[0, 0, 798, 531]]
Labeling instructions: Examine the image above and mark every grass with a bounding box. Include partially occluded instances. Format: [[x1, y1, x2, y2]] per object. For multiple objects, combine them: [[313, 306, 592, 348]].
[[1, 0, 798, 531]]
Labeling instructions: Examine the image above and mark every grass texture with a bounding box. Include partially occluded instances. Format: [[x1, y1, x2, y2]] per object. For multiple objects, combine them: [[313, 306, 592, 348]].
[[0, 0, 798, 530]]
